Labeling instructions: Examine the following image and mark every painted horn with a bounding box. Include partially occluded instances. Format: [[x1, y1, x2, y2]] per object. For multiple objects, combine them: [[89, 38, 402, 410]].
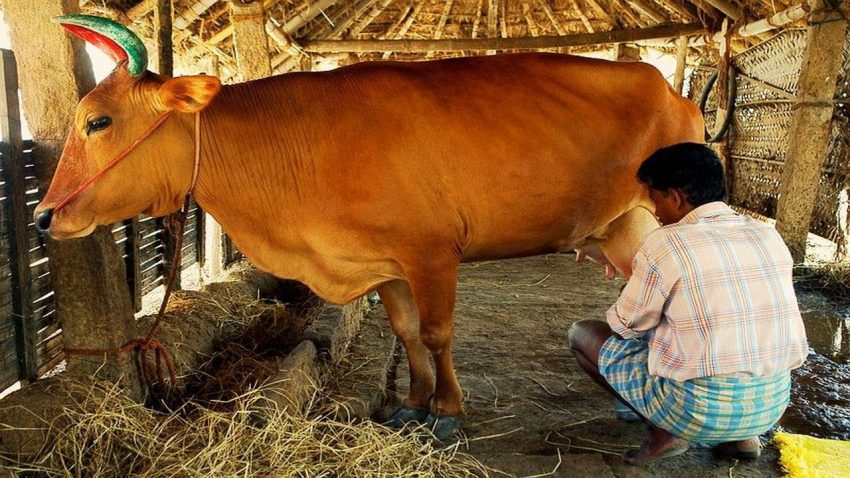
[[53, 14, 148, 76]]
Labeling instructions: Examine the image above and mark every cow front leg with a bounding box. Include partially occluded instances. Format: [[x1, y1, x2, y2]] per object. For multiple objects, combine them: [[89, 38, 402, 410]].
[[408, 266, 465, 440], [378, 280, 435, 427]]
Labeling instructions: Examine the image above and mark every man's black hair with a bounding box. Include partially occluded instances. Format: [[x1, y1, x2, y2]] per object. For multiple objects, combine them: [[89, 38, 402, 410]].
[[636, 142, 727, 207]]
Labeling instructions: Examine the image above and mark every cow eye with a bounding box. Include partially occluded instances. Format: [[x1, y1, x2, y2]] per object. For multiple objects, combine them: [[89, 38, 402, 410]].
[[86, 116, 112, 136]]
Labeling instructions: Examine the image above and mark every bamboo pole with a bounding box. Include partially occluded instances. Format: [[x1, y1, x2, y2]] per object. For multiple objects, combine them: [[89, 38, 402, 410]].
[[299, 23, 706, 53], [471, 0, 484, 38], [630, 0, 669, 22], [638, 4, 811, 47], [584, 0, 619, 27], [434, 0, 454, 40], [327, 0, 377, 38], [572, 4, 595, 34], [523, 3, 540, 37], [350, 0, 394, 37], [738, 3, 809, 37], [702, 0, 743, 19]]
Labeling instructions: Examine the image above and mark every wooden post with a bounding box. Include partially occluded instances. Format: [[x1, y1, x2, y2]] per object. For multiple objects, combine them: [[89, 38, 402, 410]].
[[614, 43, 641, 61], [673, 36, 688, 94], [4, 0, 142, 401], [126, 217, 143, 311], [230, 0, 272, 81], [154, 0, 182, 291], [775, 0, 849, 262], [206, 213, 224, 279], [715, 19, 733, 195], [0, 50, 36, 382], [155, 0, 173, 75], [486, 0, 498, 55]]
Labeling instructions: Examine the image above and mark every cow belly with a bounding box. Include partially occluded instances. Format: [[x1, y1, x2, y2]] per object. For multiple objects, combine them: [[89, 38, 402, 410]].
[[244, 244, 403, 304]]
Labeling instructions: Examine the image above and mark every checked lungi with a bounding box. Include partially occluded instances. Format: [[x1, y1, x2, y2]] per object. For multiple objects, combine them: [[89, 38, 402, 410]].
[[599, 335, 791, 444]]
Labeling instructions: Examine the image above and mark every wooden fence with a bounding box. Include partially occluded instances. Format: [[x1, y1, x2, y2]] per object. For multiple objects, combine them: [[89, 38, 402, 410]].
[[0, 49, 209, 393]]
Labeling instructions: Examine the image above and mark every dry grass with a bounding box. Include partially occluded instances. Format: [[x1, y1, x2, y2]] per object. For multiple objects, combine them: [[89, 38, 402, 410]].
[[1, 270, 485, 476], [2, 376, 487, 477]]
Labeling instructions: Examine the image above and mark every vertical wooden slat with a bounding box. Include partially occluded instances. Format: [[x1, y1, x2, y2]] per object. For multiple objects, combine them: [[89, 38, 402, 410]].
[[195, 203, 206, 272], [125, 217, 142, 311], [0, 49, 36, 381]]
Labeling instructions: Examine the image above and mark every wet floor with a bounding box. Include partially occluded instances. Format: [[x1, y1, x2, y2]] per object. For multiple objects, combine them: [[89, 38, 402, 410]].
[[797, 291, 850, 364], [784, 290, 850, 440]]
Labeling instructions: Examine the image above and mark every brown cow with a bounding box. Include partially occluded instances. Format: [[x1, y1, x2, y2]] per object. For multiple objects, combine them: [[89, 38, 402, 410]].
[[35, 16, 703, 439]]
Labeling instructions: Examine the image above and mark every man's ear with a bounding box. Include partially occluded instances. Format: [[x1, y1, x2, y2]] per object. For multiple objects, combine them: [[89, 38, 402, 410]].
[[670, 188, 689, 211], [157, 75, 221, 113]]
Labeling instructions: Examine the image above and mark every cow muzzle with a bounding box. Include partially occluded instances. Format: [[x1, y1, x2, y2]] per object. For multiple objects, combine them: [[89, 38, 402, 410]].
[[35, 209, 54, 235]]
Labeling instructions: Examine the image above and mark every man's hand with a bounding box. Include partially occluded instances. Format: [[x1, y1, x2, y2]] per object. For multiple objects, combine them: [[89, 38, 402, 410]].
[[575, 246, 617, 280]]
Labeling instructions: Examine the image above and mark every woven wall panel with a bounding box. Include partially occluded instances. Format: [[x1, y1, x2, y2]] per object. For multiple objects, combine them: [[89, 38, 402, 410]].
[[689, 29, 850, 254]]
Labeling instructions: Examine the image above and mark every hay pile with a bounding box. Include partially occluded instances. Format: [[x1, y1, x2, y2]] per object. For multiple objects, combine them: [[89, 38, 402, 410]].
[[1, 377, 487, 477], [1, 266, 486, 476]]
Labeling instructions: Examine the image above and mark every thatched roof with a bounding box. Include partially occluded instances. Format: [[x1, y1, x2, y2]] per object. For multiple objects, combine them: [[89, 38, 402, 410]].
[[79, 1, 811, 81]]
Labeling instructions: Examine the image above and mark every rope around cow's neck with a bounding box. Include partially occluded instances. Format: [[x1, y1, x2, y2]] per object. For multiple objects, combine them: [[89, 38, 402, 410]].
[[63, 110, 202, 395]]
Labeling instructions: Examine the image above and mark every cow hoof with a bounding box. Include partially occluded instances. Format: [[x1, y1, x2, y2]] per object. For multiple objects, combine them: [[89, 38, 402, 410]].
[[386, 407, 430, 429], [425, 414, 464, 441]]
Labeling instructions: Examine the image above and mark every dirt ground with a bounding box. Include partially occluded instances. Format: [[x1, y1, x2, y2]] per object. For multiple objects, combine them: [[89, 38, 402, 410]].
[[381, 253, 794, 477]]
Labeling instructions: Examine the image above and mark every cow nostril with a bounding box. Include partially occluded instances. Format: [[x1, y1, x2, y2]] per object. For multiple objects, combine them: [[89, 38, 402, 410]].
[[35, 209, 54, 235]]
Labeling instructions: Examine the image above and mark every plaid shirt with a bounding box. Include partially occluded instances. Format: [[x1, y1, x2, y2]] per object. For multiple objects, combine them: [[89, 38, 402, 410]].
[[607, 202, 808, 381]]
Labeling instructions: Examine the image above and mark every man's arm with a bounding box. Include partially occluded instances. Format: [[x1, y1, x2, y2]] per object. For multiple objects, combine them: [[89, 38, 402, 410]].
[[606, 250, 668, 339]]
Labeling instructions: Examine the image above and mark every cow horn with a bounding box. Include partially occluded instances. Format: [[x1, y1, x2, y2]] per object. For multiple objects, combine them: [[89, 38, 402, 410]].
[[53, 14, 148, 76]]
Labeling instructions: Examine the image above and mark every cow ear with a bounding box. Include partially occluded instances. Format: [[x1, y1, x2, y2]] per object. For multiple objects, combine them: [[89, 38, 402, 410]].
[[157, 75, 221, 113]]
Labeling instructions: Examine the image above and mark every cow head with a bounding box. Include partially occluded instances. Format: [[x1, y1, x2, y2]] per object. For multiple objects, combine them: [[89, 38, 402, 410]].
[[34, 15, 221, 239]]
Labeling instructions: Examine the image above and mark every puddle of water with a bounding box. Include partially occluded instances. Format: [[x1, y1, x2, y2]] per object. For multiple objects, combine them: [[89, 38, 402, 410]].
[[797, 291, 850, 364], [783, 351, 850, 440], [780, 289, 850, 440]]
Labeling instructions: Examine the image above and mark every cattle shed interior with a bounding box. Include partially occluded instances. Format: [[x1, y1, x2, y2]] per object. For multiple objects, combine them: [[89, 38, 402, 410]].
[[0, 0, 848, 476]]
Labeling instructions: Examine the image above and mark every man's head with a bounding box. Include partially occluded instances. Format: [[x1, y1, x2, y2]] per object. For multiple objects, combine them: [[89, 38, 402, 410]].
[[637, 143, 727, 225]]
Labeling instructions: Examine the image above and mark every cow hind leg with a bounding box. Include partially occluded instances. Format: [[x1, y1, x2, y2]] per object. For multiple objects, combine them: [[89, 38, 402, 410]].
[[377, 280, 435, 427], [406, 263, 465, 440], [597, 206, 659, 279]]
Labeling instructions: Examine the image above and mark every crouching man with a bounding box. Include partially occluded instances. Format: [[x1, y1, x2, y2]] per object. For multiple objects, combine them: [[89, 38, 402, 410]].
[[569, 143, 808, 465]]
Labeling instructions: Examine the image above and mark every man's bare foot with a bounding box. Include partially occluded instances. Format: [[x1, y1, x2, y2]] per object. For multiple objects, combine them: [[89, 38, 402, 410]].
[[622, 425, 689, 465], [712, 437, 761, 460]]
